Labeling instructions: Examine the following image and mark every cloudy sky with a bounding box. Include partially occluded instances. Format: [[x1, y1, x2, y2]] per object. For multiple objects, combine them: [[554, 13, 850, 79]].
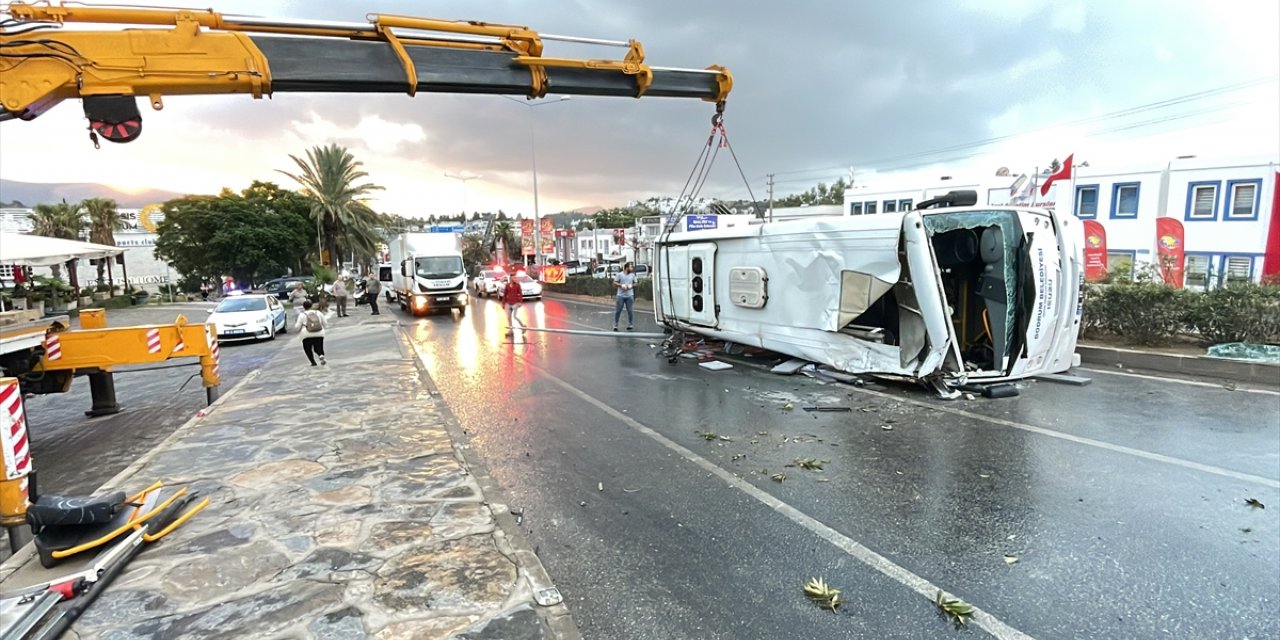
[[1, 0, 1277, 217]]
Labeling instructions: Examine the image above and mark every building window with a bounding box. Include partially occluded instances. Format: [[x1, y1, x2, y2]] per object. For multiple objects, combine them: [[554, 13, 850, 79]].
[[865, 201, 877, 215], [1110, 183, 1140, 219], [1075, 185, 1098, 218], [1184, 181, 1219, 220], [883, 200, 897, 213], [1223, 256, 1253, 284], [1224, 179, 1262, 220], [851, 202, 863, 215], [1106, 251, 1135, 281], [1184, 255, 1211, 288], [899, 198, 913, 211]]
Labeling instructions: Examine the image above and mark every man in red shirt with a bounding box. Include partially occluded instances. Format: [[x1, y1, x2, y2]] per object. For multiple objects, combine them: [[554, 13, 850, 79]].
[[501, 274, 523, 336]]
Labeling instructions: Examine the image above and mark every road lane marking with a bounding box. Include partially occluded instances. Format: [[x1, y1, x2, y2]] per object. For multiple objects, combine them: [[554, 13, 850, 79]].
[[851, 387, 1280, 489], [527, 360, 1035, 640], [1078, 367, 1280, 396]]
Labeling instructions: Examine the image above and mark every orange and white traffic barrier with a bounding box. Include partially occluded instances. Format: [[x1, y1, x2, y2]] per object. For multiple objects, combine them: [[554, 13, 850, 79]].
[[44, 332, 62, 361], [0, 377, 33, 527], [146, 327, 162, 354]]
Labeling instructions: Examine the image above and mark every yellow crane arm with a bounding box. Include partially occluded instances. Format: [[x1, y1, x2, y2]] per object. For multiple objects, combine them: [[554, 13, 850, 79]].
[[0, 2, 732, 142]]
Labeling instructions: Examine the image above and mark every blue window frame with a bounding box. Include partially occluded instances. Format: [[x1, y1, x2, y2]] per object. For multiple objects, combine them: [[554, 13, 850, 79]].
[[851, 202, 863, 215], [865, 201, 877, 214], [1224, 179, 1263, 221], [1106, 250, 1137, 281], [1074, 184, 1099, 219], [883, 200, 897, 213], [1184, 181, 1220, 221], [898, 198, 913, 211], [1110, 182, 1140, 219], [1219, 255, 1255, 285]]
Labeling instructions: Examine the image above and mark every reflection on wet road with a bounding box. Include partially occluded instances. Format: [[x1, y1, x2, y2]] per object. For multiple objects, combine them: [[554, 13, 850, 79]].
[[407, 295, 1280, 640]]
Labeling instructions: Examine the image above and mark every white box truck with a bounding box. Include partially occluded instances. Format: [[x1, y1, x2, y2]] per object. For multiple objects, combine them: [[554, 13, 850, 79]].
[[388, 232, 470, 316]]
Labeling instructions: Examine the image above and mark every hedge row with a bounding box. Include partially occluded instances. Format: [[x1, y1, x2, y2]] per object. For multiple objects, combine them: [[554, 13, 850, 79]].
[[1084, 281, 1280, 346]]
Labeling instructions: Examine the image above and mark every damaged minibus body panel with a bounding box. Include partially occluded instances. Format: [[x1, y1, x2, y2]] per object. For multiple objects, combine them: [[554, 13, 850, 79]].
[[653, 205, 1084, 388]]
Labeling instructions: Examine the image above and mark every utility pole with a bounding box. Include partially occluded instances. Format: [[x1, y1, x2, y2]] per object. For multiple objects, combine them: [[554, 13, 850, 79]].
[[766, 173, 775, 222]]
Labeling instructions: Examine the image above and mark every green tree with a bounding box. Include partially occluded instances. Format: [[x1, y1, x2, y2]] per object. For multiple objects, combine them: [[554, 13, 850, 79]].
[[460, 233, 491, 272], [154, 182, 314, 287], [278, 144, 384, 269], [492, 220, 516, 261], [30, 201, 84, 239], [30, 201, 86, 287], [83, 197, 124, 286], [774, 178, 848, 208]]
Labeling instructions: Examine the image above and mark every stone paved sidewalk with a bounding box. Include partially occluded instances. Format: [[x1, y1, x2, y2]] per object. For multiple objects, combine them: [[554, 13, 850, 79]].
[[1, 320, 576, 639]]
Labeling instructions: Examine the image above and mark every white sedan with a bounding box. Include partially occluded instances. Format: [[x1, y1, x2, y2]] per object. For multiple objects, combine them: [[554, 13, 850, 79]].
[[512, 273, 542, 299], [207, 294, 287, 341]]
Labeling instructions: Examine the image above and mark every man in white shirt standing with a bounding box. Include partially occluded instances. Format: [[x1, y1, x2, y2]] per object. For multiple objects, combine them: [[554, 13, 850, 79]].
[[612, 262, 636, 331]]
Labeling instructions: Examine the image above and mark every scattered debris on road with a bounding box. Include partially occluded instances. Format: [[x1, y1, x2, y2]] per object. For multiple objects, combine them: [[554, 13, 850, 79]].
[[788, 458, 825, 471], [598, 482, 604, 492], [803, 577, 842, 612], [698, 431, 733, 442], [771, 473, 787, 483], [1003, 554, 1019, 565], [935, 590, 975, 626], [1245, 498, 1265, 509], [510, 508, 524, 525], [802, 406, 852, 412]]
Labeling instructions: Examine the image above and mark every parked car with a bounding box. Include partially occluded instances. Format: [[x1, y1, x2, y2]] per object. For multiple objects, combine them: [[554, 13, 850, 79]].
[[511, 272, 543, 299], [591, 263, 623, 279], [634, 264, 651, 279], [564, 260, 588, 276], [472, 268, 505, 297], [207, 294, 287, 341], [263, 276, 314, 300]]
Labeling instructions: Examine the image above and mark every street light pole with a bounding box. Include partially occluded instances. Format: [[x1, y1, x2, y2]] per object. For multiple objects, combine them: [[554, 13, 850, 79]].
[[503, 95, 570, 266], [444, 171, 481, 218]]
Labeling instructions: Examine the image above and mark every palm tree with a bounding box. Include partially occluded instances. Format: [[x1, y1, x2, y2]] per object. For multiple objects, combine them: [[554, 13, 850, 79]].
[[83, 197, 124, 286], [29, 201, 86, 287], [492, 220, 515, 263], [278, 144, 384, 269]]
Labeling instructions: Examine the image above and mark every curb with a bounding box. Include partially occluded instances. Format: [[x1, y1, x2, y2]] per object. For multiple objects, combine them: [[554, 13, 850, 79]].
[[397, 326, 584, 640], [1076, 344, 1279, 386]]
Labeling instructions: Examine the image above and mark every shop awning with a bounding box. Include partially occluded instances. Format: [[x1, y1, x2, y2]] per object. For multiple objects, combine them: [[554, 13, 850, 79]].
[[0, 232, 126, 267]]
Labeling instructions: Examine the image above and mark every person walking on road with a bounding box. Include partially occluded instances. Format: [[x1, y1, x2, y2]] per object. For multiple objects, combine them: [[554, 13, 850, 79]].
[[332, 277, 349, 317], [288, 281, 309, 322], [365, 272, 381, 315], [501, 274, 523, 336], [295, 300, 328, 366], [612, 262, 636, 331]]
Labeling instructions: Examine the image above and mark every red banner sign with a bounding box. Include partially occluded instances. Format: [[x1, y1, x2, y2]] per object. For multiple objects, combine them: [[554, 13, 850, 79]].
[[1082, 220, 1108, 282], [540, 217, 554, 255], [520, 219, 534, 256], [1155, 217, 1185, 288], [541, 264, 566, 284]]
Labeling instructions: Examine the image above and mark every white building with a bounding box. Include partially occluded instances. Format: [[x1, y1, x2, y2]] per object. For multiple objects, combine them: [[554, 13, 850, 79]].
[[843, 159, 1279, 288]]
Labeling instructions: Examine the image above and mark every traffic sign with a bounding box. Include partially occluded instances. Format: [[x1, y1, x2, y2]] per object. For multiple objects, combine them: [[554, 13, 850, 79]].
[[686, 214, 718, 231]]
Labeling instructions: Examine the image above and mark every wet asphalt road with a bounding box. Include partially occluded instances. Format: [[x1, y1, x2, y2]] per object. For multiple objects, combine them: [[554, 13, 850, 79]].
[[404, 295, 1280, 640], [9, 297, 1278, 638]]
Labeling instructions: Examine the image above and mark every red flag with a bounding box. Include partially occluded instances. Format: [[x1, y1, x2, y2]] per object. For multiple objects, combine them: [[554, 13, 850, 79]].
[[1155, 217, 1185, 288], [1040, 154, 1073, 197], [1082, 220, 1108, 282]]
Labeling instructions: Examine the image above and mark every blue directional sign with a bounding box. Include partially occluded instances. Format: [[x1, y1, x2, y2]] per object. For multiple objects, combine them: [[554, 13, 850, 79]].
[[686, 214, 718, 231], [429, 224, 465, 233]]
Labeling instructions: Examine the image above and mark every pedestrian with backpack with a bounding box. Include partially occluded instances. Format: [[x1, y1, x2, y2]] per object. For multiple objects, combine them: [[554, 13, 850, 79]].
[[294, 300, 328, 366]]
